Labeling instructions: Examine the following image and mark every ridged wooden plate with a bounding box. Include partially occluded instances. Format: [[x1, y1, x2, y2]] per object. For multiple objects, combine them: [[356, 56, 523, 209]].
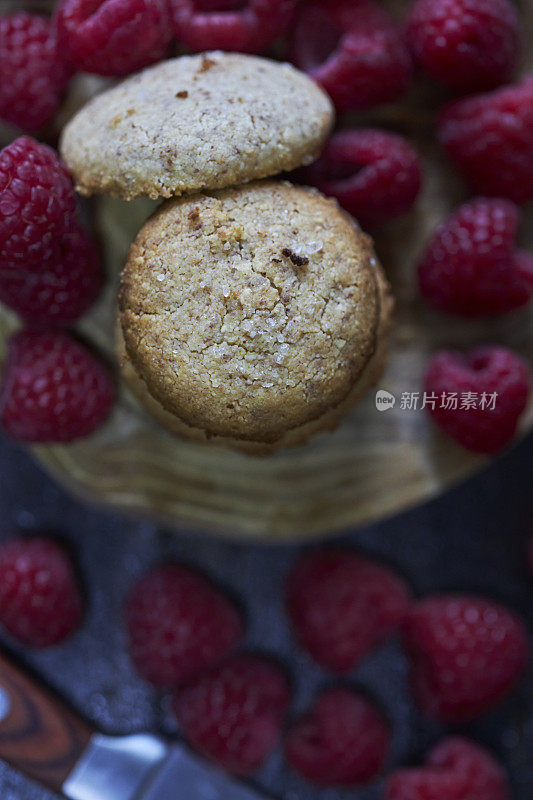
[[0, 0, 531, 540]]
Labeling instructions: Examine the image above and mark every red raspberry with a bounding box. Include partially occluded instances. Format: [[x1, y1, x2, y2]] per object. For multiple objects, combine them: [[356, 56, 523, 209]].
[[425, 346, 530, 454], [0, 329, 115, 443], [418, 199, 533, 316], [170, 0, 298, 54], [0, 137, 77, 269], [406, 0, 520, 94], [438, 76, 533, 205], [298, 129, 422, 229], [404, 595, 529, 723], [125, 564, 244, 688], [173, 654, 289, 776], [55, 0, 172, 77], [290, 0, 412, 112], [386, 737, 511, 800], [285, 688, 390, 786], [286, 549, 412, 673], [0, 13, 72, 133], [0, 224, 103, 326], [0, 536, 83, 647]]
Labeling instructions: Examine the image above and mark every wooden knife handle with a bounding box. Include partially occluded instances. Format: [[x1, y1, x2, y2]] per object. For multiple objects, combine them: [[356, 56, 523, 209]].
[[0, 649, 92, 793]]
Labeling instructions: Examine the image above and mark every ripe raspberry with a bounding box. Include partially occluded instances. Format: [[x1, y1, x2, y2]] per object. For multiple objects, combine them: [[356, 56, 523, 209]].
[[386, 737, 511, 800], [404, 595, 529, 723], [125, 564, 244, 688], [0, 224, 103, 326], [406, 0, 520, 94], [425, 346, 530, 454], [0, 13, 72, 133], [286, 549, 412, 673], [298, 129, 422, 229], [285, 689, 390, 786], [173, 654, 289, 776], [418, 199, 533, 316], [0, 536, 83, 647], [290, 0, 411, 112], [0, 137, 77, 269], [55, 0, 172, 77], [0, 329, 115, 443], [170, 0, 298, 54], [438, 76, 533, 205]]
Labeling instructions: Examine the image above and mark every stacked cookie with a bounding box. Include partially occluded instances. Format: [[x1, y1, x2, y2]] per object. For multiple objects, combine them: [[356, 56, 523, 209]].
[[61, 52, 392, 454]]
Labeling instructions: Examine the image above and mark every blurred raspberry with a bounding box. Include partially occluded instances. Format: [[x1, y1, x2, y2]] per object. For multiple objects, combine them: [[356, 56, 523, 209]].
[[0, 329, 115, 443], [173, 654, 290, 775], [55, 0, 172, 77], [290, 0, 412, 112], [286, 549, 412, 673], [0, 536, 83, 647], [418, 198, 533, 316], [386, 737, 511, 800], [0, 13, 72, 132], [298, 129, 422, 229], [285, 688, 390, 786], [0, 224, 103, 326], [406, 0, 520, 93], [438, 76, 533, 204], [170, 0, 298, 53], [0, 137, 76, 269], [404, 595, 529, 722], [425, 346, 530, 454], [126, 564, 244, 687]]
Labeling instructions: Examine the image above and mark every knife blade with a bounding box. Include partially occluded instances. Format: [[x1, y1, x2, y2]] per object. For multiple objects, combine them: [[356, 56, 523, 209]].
[[63, 733, 270, 800], [0, 649, 272, 800]]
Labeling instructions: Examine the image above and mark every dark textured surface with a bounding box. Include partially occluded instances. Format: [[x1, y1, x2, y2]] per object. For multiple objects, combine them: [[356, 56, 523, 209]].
[[0, 436, 531, 800]]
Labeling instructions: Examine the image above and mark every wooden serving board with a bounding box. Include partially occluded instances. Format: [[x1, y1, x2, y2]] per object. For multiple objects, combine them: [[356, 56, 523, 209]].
[[0, 0, 531, 540]]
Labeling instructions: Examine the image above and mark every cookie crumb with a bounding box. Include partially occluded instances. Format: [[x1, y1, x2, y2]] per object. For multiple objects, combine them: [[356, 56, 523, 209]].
[[176, 90, 188, 99], [282, 247, 309, 267], [199, 56, 216, 73], [188, 206, 201, 230]]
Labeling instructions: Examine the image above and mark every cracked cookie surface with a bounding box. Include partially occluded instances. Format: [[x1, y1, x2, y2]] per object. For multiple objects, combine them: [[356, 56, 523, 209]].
[[60, 52, 334, 201], [119, 181, 391, 447]]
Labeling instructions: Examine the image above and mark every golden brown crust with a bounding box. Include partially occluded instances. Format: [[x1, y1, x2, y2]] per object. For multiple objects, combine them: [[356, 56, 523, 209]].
[[118, 265, 392, 454], [60, 53, 334, 201], [118, 181, 392, 451]]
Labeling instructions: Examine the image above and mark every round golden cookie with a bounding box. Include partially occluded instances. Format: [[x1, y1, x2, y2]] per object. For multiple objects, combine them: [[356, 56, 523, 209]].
[[60, 53, 334, 201], [118, 181, 393, 452]]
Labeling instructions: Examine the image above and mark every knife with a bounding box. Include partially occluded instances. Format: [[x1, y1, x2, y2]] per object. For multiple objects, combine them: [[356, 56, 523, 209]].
[[0, 649, 272, 800]]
